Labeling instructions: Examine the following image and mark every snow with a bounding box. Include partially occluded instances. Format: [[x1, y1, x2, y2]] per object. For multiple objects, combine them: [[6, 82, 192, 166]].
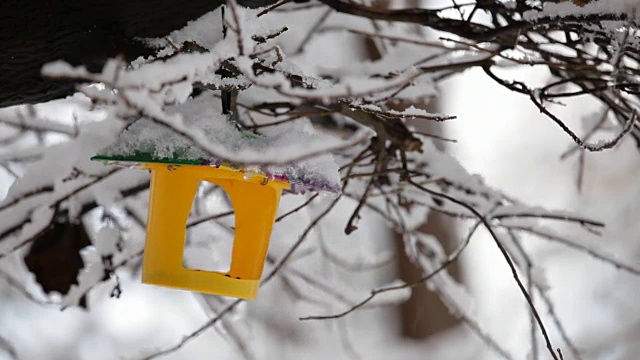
[[98, 93, 343, 194], [0, 106, 77, 135], [43, 52, 223, 102], [352, 103, 454, 121], [94, 227, 119, 257], [145, 8, 225, 51], [524, 0, 639, 22], [0, 206, 54, 258], [61, 246, 107, 309], [0, 118, 125, 242], [407, 139, 506, 214]]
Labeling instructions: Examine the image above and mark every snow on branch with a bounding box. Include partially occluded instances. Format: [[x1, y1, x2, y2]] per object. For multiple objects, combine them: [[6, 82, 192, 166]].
[[2, 0, 639, 358]]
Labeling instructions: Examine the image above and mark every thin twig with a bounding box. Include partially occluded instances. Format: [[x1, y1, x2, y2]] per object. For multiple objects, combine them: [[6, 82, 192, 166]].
[[140, 299, 244, 360], [227, 0, 244, 56], [275, 194, 319, 222], [257, 0, 292, 17], [187, 211, 235, 228], [301, 219, 485, 321], [506, 231, 539, 360], [527, 88, 636, 152], [506, 225, 640, 276], [295, 8, 333, 54], [262, 196, 341, 284], [408, 181, 560, 360]]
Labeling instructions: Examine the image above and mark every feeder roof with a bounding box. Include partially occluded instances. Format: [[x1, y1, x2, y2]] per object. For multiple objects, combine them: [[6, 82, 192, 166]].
[[92, 94, 341, 194]]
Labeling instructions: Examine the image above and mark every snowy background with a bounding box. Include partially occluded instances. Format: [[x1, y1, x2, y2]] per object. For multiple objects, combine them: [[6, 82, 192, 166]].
[[2, 1, 640, 359]]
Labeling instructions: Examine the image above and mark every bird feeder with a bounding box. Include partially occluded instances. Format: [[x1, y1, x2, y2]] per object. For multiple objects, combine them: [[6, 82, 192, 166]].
[[92, 95, 339, 299]]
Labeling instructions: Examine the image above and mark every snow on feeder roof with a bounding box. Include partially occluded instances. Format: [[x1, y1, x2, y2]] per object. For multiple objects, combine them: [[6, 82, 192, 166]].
[[91, 94, 341, 299], [92, 94, 341, 194]]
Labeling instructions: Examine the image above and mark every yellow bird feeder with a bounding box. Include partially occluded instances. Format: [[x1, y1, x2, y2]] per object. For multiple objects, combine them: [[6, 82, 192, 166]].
[[92, 96, 339, 300]]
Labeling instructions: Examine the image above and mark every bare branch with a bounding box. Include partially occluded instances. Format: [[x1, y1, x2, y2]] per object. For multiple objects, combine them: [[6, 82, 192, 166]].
[[139, 299, 244, 360], [408, 181, 560, 360], [262, 196, 341, 284], [506, 225, 640, 277]]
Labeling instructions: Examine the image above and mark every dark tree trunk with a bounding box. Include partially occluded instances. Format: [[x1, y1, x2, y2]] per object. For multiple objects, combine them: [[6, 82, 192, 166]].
[[0, 0, 276, 108]]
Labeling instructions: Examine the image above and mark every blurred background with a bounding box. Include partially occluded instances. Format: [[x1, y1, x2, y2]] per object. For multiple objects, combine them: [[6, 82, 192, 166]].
[[2, 1, 640, 359]]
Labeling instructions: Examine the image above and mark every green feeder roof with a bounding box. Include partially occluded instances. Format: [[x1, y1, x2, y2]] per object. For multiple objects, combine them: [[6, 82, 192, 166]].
[[92, 94, 341, 194]]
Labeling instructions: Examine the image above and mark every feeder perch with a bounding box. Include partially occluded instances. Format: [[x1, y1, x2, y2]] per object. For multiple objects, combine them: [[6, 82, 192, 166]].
[[92, 95, 340, 299]]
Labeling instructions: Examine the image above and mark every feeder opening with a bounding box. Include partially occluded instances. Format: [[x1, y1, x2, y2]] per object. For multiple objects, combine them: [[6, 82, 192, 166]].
[[182, 181, 234, 273]]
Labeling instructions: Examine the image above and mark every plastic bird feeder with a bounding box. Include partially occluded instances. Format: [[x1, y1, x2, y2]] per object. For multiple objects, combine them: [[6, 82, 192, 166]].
[[93, 159, 289, 299], [140, 164, 289, 299], [92, 96, 339, 299]]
